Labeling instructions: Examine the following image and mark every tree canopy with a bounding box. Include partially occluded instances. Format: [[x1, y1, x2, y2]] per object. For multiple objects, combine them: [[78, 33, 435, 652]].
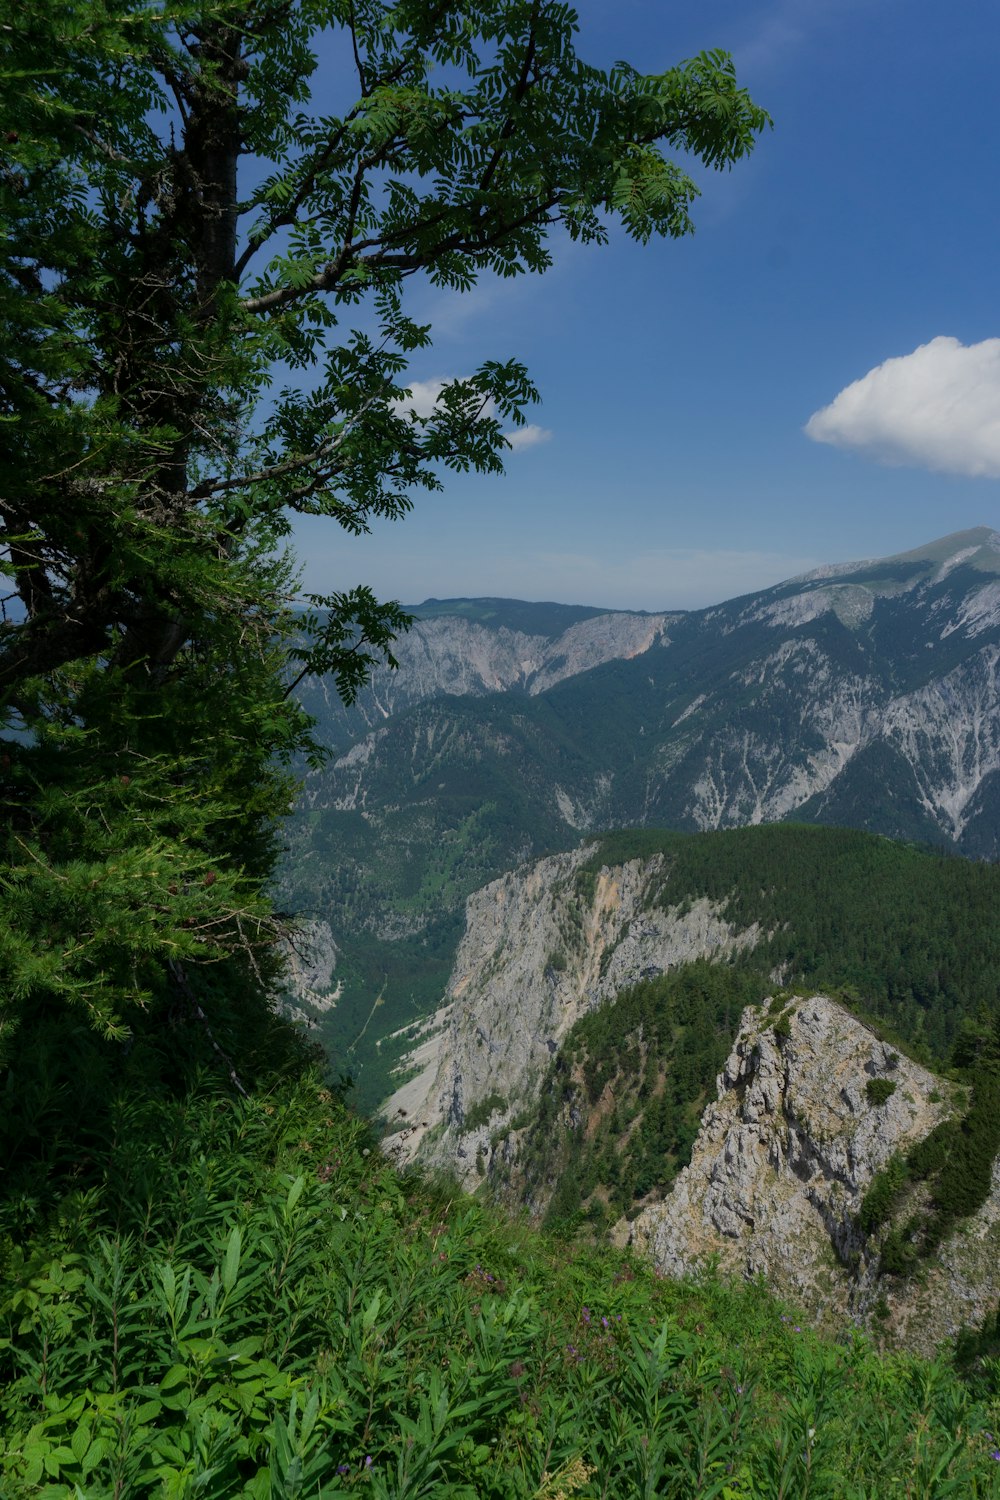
[[0, 0, 768, 1040]]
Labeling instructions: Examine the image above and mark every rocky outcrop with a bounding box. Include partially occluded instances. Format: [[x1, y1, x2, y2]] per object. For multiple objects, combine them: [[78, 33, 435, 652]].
[[625, 995, 1000, 1353], [281, 918, 342, 1024], [382, 846, 759, 1182]]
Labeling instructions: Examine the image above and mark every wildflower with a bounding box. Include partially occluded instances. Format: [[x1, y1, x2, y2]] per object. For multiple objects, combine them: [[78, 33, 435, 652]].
[[601, 1316, 609, 1329], [337, 1465, 350, 1475], [365, 1456, 373, 1468], [992, 1450, 1000, 1462], [581, 1306, 591, 1324]]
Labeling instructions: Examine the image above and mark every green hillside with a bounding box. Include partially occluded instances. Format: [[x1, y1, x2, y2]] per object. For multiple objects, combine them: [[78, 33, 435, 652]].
[[3, 997, 1000, 1497], [581, 823, 1000, 1059]]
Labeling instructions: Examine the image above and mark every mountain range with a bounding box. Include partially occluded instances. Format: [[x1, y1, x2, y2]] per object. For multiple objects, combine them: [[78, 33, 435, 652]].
[[281, 526, 1000, 1108]]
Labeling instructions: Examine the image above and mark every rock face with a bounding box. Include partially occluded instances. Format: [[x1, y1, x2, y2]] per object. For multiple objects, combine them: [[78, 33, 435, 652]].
[[280, 918, 341, 1025], [296, 606, 677, 741], [626, 995, 1000, 1353], [383, 845, 759, 1182]]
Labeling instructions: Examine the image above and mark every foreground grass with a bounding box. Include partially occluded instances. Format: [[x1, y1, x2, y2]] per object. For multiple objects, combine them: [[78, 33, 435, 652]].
[[3, 1063, 1000, 1499]]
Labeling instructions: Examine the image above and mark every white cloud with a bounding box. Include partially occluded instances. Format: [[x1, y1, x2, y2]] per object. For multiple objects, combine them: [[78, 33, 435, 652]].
[[805, 336, 1000, 478], [503, 423, 552, 452], [392, 379, 550, 451], [392, 376, 496, 421]]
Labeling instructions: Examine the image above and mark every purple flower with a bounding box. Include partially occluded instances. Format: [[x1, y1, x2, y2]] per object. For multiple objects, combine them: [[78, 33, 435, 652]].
[[991, 1450, 1000, 1462], [365, 1456, 373, 1469], [581, 1306, 591, 1324], [337, 1465, 350, 1476], [601, 1316, 609, 1329]]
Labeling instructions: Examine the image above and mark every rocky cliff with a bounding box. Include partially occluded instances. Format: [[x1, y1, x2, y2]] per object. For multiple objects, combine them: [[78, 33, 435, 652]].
[[626, 995, 1000, 1354], [382, 843, 760, 1180], [296, 605, 676, 742], [379, 831, 1000, 1349]]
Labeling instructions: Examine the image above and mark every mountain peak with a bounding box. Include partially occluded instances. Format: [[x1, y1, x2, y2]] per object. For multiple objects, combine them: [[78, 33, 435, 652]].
[[794, 526, 1000, 589]]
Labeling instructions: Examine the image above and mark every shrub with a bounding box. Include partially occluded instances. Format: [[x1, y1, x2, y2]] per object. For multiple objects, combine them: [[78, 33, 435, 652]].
[[462, 1091, 508, 1133], [859, 1153, 908, 1234], [866, 1078, 897, 1106]]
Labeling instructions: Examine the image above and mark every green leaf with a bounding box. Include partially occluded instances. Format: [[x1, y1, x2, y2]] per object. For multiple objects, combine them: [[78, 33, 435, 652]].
[[222, 1225, 242, 1295], [361, 1290, 382, 1331], [285, 1175, 306, 1218]]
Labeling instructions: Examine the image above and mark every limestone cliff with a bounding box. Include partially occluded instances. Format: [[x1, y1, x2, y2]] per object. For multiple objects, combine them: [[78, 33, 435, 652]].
[[382, 844, 759, 1183], [626, 995, 1000, 1353]]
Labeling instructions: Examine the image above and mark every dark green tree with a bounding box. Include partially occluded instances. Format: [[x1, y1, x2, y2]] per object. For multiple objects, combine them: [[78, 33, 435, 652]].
[[0, 0, 768, 1039]]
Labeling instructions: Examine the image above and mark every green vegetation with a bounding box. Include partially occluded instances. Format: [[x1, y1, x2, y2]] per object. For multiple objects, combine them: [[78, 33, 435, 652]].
[[463, 1094, 509, 1134], [511, 963, 766, 1226], [855, 1068, 1000, 1274], [4, 1005, 1000, 1498], [584, 824, 1000, 1061], [865, 1078, 897, 1106]]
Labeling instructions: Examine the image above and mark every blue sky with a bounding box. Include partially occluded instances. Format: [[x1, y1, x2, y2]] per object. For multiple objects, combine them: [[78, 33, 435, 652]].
[[292, 0, 1000, 611]]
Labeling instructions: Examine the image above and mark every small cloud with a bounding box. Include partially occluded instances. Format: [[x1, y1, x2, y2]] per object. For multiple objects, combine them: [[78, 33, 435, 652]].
[[393, 376, 496, 421], [805, 336, 1000, 478], [504, 424, 552, 452]]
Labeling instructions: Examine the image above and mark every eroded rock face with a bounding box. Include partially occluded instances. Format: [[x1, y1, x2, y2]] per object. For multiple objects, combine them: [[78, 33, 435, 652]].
[[297, 611, 677, 737], [382, 847, 758, 1181], [281, 918, 342, 1024], [626, 995, 1000, 1352]]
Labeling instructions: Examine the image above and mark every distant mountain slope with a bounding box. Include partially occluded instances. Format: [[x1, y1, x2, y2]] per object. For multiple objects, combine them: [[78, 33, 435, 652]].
[[295, 597, 677, 741], [281, 527, 1000, 1105]]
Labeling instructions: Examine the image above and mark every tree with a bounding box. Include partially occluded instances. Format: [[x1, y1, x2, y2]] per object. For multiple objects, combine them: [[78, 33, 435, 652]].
[[0, 0, 768, 1042]]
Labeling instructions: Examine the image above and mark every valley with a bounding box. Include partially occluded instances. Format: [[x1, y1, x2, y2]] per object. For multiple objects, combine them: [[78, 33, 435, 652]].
[[282, 527, 1000, 1110]]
